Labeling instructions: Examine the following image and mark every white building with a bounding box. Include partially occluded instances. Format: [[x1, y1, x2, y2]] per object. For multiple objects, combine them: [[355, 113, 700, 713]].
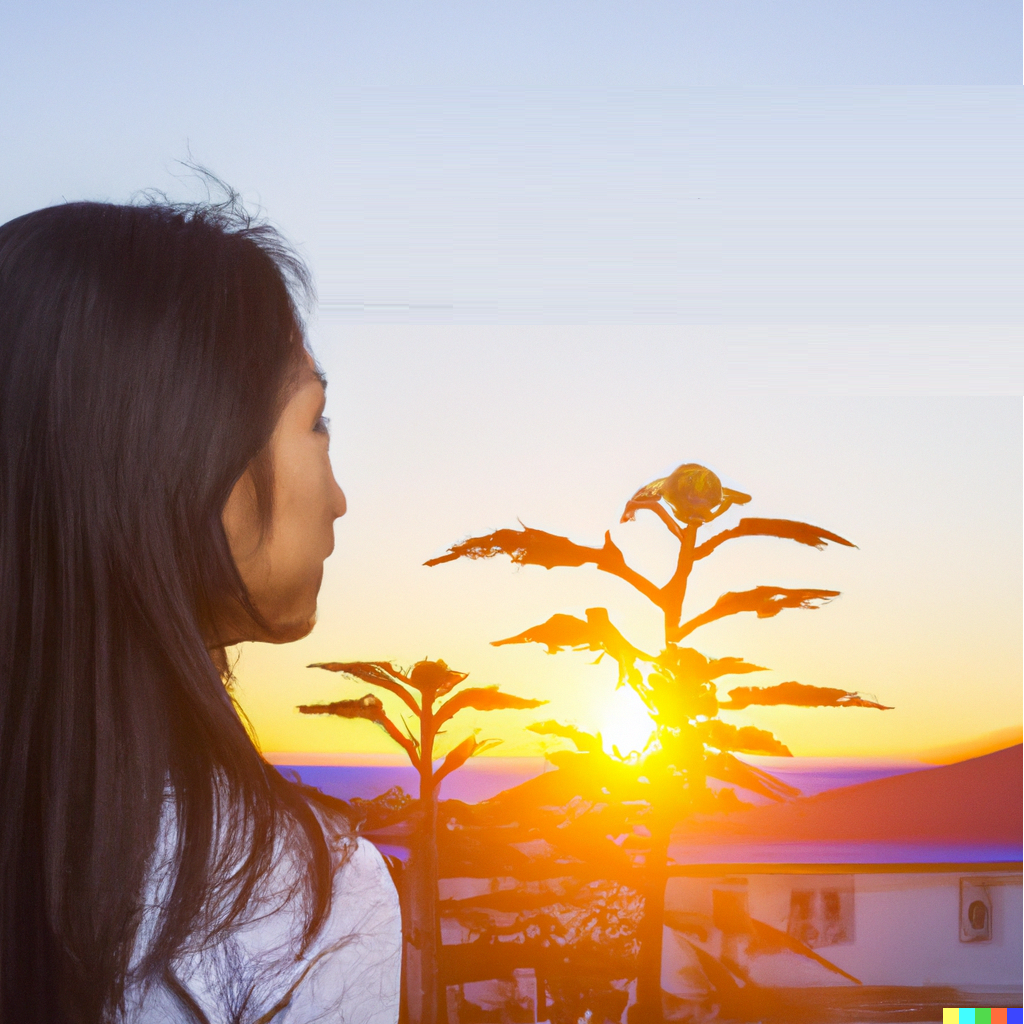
[[663, 745, 1022, 1019]]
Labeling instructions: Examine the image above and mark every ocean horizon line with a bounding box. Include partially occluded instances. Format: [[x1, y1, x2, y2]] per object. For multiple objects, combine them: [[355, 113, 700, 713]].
[[264, 750, 929, 768], [266, 751, 943, 805]]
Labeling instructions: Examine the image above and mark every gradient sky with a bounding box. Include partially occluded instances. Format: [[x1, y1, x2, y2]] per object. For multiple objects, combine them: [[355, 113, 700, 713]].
[[2, 2, 1021, 759]]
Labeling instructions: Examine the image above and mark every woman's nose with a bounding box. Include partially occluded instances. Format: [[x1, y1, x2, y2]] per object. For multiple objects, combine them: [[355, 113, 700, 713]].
[[331, 477, 347, 520]]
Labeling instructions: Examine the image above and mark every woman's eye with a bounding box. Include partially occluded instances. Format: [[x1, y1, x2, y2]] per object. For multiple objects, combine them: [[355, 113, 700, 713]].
[[314, 415, 331, 436]]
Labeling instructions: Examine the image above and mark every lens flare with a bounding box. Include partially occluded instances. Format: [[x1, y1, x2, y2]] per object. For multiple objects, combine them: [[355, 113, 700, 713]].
[[599, 685, 656, 758]]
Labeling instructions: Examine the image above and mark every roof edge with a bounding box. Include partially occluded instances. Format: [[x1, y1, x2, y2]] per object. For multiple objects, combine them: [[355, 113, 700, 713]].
[[668, 861, 1023, 876]]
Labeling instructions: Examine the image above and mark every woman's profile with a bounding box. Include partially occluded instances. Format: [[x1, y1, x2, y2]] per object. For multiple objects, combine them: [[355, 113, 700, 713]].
[[0, 194, 402, 1022]]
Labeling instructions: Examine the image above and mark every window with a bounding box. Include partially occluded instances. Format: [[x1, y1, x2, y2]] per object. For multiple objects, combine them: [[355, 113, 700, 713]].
[[787, 880, 854, 948]]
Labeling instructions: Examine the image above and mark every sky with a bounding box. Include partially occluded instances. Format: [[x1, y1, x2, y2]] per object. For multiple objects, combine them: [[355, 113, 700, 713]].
[[1, 1, 1021, 759]]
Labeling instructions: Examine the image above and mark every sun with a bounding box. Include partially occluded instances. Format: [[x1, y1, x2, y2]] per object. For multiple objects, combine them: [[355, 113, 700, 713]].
[[598, 685, 656, 758]]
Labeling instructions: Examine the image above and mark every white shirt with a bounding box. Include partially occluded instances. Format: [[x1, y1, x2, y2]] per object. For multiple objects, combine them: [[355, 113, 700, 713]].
[[121, 805, 403, 1024]]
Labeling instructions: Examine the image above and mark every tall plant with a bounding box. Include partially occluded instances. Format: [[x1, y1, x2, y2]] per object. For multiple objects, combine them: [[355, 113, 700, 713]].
[[298, 659, 546, 1024], [427, 462, 891, 1022]]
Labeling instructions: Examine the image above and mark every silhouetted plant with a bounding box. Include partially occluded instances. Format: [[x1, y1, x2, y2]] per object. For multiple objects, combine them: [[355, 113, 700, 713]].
[[427, 462, 891, 1022], [298, 659, 546, 1024]]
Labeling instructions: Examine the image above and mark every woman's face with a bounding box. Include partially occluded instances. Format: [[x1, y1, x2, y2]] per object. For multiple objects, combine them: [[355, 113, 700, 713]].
[[220, 354, 347, 644]]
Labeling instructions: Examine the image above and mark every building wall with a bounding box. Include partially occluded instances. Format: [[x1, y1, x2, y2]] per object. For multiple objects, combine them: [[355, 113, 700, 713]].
[[662, 870, 1022, 994]]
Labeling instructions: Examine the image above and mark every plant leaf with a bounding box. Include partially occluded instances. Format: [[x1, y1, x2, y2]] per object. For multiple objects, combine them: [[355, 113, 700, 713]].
[[681, 940, 746, 997], [704, 751, 799, 800], [527, 720, 604, 755], [694, 517, 856, 560], [425, 525, 603, 570], [704, 656, 770, 679], [433, 734, 502, 787], [493, 607, 649, 689], [702, 719, 793, 756], [676, 586, 839, 640], [434, 686, 547, 727], [622, 476, 668, 514], [428, 524, 664, 605], [297, 693, 421, 769], [748, 918, 861, 983], [493, 612, 592, 652], [720, 680, 893, 710], [296, 693, 383, 721], [582, 607, 649, 688], [661, 647, 769, 685], [307, 661, 420, 715], [663, 911, 710, 942]]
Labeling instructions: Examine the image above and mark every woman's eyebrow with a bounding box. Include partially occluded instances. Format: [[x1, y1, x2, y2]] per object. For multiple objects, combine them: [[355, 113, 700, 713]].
[[315, 369, 328, 390]]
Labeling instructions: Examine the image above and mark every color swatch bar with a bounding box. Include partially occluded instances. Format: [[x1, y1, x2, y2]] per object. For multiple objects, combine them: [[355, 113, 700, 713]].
[[943, 1010, 1022, 1023]]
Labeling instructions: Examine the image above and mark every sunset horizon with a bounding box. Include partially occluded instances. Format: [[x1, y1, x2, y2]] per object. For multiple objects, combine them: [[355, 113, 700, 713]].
[[229, 413, 1022, 765]]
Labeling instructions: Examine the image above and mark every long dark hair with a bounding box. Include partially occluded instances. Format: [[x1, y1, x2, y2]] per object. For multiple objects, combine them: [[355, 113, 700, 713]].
[[0, 197, 338, 1021]]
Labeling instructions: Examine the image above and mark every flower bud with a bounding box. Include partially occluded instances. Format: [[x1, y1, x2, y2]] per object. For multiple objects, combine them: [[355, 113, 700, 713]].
[[660, 463, 723, 523]]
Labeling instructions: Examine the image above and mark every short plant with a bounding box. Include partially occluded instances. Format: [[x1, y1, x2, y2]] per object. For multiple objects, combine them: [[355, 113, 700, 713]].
[[298, 658, 546, 1024]]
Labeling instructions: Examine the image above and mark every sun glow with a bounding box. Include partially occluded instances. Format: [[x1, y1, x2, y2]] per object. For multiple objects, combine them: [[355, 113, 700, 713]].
[[599, 685, 656, 758]]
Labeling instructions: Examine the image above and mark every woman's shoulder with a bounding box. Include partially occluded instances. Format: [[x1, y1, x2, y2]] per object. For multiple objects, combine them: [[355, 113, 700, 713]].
[[123, 795, 402, 1024], [251, 835, 403, 1024], [305, 819, 402, 952]]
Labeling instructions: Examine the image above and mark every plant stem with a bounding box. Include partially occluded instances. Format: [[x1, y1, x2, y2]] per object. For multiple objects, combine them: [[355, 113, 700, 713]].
[[661, 523, 698, 642], [409, 689, 440, 1024], [633, 816, 672, 1024]]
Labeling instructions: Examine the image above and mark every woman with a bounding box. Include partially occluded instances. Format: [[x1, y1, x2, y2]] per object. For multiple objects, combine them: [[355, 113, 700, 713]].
[[0, 197, 402, 1022]]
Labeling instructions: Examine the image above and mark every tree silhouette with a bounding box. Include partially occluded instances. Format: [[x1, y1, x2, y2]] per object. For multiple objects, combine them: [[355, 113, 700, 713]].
[[427, 462, 891, 1022], [298, 659, 545, 1024]]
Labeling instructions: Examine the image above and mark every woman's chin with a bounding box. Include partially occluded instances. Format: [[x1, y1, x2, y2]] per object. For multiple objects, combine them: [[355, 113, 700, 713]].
[[212, 601, 318, 648], [262, 605, 318, 644], [239, 610, 312, 646]]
